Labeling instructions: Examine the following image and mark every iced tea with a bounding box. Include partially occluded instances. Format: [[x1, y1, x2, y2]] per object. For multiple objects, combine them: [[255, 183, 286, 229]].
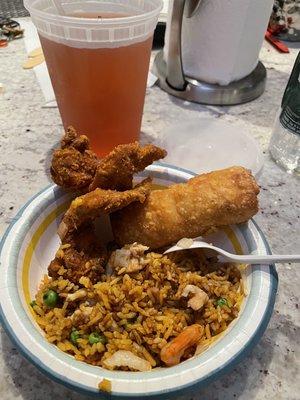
[[40, 13, 153, 156]]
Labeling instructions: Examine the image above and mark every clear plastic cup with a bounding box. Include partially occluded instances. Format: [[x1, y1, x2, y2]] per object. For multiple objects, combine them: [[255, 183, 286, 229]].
[[24, 0, 163, 156]]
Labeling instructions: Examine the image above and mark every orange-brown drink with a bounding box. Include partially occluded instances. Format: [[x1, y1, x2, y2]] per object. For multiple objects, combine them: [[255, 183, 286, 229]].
[[24, 1, 163, 156], [40, 32, 152, 156]]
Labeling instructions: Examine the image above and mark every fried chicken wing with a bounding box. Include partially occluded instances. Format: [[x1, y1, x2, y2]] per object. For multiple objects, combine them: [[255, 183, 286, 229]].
[[51, 128, 166, 193], [111, 167, 260, 249], [58, 178, 152, 240], [89, 142, 167, 191], [48, 222, 107, 284], [61, 126, 90, 152], [51, 127, 98, 191]]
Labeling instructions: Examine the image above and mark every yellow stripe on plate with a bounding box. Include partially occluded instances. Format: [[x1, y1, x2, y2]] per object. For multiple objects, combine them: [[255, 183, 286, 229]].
[[22, 202, 69, 309], [222, 226, 243, 255], [150, 183, 166, 190]]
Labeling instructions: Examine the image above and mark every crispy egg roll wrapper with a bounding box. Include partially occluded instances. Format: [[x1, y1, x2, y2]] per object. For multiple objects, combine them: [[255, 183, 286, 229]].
[[111, 167, 259, 249]]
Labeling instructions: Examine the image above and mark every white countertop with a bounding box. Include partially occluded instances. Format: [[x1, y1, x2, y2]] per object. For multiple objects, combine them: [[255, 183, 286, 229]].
[[0, 18, 299, 400]]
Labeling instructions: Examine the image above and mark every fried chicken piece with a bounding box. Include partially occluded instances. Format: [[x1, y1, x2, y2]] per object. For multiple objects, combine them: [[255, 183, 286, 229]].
[[61, 126, 90, 151], [111, 166, 260, 249], [89, 142, 167, 191], [48, 223, 107, 284], [58, 178, 152, 240], [51, 128, 166, 193], [51, 127, 98, 191]]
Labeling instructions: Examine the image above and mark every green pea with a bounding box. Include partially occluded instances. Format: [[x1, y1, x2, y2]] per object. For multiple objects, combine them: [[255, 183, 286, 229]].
[[216, 297, 229, 307], [30, 300, 37, 308], [88, 332, 107, 345], [70, 330, 80, 346], [43, 289, 59, 308]]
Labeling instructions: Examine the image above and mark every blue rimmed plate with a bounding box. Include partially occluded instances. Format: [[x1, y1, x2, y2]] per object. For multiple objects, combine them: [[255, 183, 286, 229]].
[[0, 164, 278, 398]]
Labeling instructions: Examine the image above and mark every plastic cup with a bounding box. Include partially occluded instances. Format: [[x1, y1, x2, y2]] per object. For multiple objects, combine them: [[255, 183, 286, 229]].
[[24, 0, 163, 156]]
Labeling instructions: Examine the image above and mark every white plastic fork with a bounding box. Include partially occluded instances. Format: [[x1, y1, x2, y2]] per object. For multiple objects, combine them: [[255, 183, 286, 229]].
[[163, 238, 300, 264]]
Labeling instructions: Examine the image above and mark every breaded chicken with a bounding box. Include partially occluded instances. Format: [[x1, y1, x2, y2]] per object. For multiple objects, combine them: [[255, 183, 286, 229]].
[[51, 128, 166, 192], [89, 142, 167, 191], [111, 167, 260, 249], [51, 127, 98, 191], [60, 126, 90, 151], [58, 178, 152, 240], [48, 223, 107, 284]]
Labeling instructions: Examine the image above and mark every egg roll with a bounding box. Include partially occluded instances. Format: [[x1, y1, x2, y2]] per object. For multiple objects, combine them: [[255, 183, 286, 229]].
[[111, 166, 259, 249]]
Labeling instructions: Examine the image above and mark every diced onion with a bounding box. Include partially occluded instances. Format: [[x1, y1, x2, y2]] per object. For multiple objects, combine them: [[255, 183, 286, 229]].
[[104, 350, 151, 372]]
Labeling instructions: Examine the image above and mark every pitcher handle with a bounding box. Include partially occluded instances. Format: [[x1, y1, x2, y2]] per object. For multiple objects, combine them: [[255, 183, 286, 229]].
[[166, 0, 202, 90]]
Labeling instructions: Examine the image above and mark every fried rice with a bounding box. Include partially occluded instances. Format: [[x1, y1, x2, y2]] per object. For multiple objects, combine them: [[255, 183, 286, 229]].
[[31, 246, 245, 371]]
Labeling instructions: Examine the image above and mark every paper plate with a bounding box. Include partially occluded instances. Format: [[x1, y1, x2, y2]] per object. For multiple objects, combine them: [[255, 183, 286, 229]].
[[0, 164, 277, 398]]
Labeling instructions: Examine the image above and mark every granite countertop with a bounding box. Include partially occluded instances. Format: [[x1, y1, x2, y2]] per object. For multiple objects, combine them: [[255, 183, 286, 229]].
[[0, 18, 299, 400]]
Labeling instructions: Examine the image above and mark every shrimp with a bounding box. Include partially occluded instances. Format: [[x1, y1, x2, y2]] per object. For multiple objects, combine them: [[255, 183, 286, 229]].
[[160, 324, 204, 366], [182, 285, 209, 311]]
